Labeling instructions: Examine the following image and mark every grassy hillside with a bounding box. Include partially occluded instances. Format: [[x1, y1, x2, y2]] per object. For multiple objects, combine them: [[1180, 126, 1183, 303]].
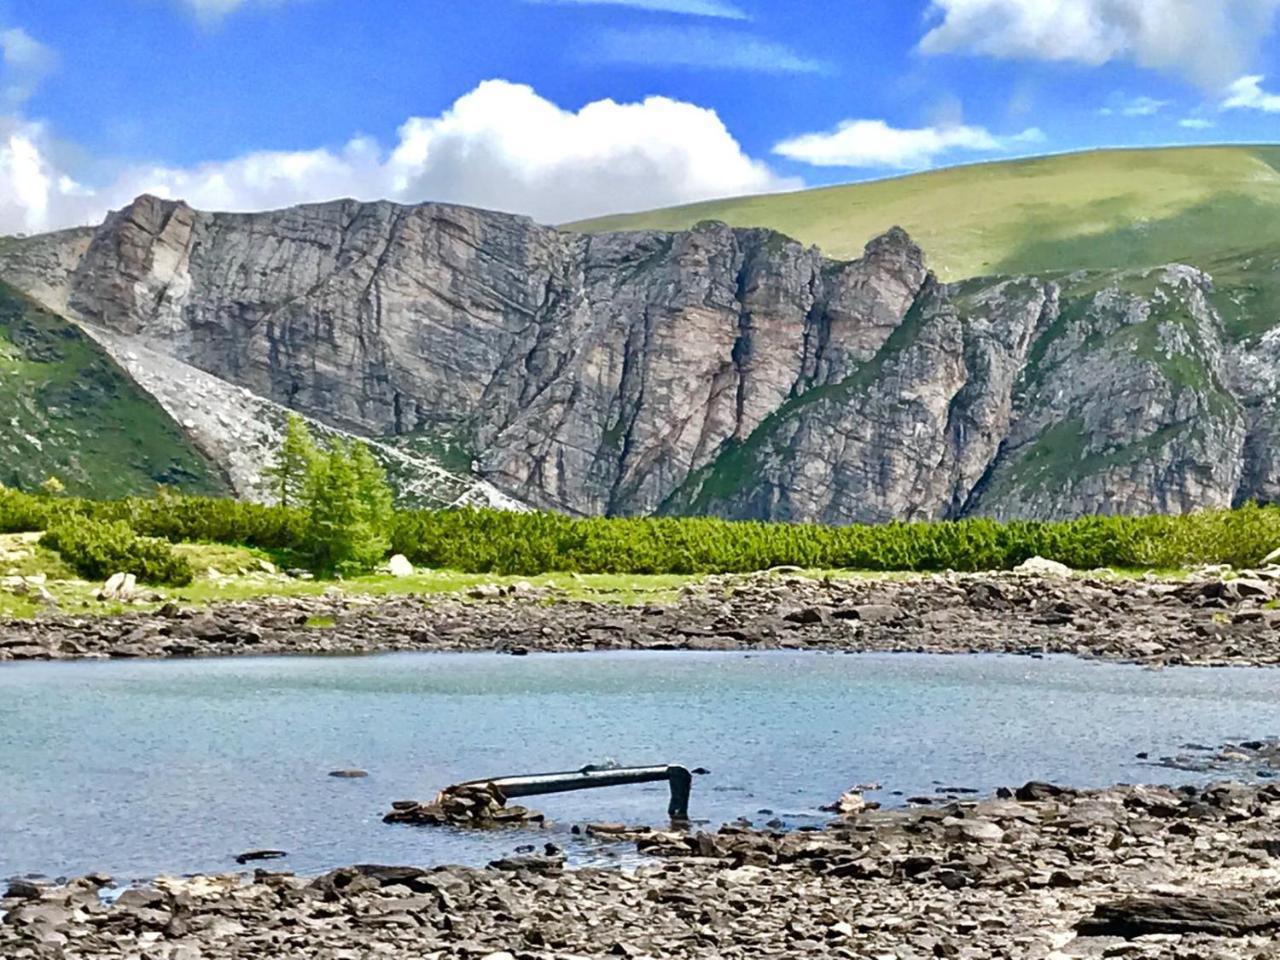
[[0, 282, 231, 498], [568, 145, 1280, 281]]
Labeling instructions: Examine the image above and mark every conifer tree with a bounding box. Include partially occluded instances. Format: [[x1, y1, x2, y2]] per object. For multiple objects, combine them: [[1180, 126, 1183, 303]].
[[265, 414, 317, 507], [350, 441, 394, 539], [299, 439, 393, 575]]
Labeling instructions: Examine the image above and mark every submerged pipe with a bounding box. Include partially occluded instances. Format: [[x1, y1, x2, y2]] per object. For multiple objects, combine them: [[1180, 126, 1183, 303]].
[[457, 764, 696, 819]]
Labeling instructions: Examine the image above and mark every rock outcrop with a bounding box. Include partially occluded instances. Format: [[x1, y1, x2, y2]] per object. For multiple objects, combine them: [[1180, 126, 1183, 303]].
[[1, 194, 1276, 521]]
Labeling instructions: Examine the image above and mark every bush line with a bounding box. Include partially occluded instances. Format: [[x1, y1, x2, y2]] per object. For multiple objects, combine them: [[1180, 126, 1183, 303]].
[[3, 486, 1278, 577]]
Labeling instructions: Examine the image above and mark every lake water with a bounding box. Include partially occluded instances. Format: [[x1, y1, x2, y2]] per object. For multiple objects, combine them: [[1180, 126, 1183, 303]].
[[1, 651, 1278, 882]]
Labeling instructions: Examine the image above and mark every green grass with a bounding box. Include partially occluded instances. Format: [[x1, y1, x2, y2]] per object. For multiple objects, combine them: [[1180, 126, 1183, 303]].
[[568, 145, 1280, 284], [0, 530, 701, 617], [0, 282, 231, 499]]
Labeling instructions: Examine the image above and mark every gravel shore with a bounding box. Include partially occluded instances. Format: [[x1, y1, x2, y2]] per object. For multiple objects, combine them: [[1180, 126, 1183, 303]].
[[6, 567, 1279, 958], [2, 567, 1278, 666], [4, 780, 1279, 959]]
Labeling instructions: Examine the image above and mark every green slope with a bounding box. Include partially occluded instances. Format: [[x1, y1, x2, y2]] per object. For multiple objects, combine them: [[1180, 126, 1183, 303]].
[[568, 145, 1280, 281], [0, 281, 231, 498]]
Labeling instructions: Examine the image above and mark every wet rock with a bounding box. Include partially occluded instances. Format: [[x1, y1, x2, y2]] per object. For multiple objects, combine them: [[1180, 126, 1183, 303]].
[[234, 849, 287, 865], [3, 879, 44, 900], [1014, 781, 1073, 802], [384, 782, 545, 828]]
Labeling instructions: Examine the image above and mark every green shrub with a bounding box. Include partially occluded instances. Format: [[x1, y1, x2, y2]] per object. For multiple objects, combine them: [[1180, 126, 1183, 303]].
[[12, 479, 1280, 580], [40, 518, 194, 586], [0, 484, 56, 532]]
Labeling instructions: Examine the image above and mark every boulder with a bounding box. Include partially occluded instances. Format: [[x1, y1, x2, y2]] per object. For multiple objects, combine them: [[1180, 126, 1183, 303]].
[[4, 879, 44, 900], [386, 554, 414, 578], [98, 572, 137, 601], [1012, 556, 1072, 577], [942, 817, 1004, 844], [1077, 893, 1275, 938]]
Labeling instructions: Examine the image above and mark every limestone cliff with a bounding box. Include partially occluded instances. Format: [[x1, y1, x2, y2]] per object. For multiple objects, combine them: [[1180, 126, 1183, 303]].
[[0, 194, 1274, 521]]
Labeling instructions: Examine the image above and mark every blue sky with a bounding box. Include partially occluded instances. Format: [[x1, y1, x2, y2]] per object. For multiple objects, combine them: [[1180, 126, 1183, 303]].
[[3, 0, 1280, 233]]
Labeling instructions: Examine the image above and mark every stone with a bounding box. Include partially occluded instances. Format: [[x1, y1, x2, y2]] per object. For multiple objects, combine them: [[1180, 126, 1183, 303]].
[[386, 554, 414, 578]]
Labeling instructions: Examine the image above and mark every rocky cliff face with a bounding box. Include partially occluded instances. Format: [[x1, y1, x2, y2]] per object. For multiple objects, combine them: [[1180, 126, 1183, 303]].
[[0, 194, 1275, 522]]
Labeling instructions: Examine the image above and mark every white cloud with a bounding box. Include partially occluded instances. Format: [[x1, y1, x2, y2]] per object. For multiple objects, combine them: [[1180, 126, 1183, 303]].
[[528, 0, 748, 18], [773, 118, 1044, 170], [0, 27, 56, 108], [1179, 117, 1215, 129], [590, 26, 829, 73], [920, 0, 1280, 87], [1099, 95, 1170, 117], [176, 0, 301, 22], [0, 79, 798, 234], [1222, 74, 1280, 112]]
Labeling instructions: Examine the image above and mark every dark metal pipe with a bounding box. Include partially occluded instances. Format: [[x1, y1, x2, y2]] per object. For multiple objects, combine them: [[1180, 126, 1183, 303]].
[[457, 764, 695, 819]]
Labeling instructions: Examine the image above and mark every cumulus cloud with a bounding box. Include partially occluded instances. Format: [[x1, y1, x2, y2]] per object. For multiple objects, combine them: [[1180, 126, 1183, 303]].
[[590, 26, 829, 73], [528, 0, 748, 18], [1, 27, 57, 108], [1179, 117, 1215, 129], [920, 0, 1280, 87], [1221, 74, 1280, 112], [773, 118, 1044, 170], [0, 79, 797, 234]]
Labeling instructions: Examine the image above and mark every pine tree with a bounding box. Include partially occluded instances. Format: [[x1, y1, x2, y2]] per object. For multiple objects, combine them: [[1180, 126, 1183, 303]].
[[299, 440, 394, 576], [350, 441, 394, 537], [264, 414, 317, 507]]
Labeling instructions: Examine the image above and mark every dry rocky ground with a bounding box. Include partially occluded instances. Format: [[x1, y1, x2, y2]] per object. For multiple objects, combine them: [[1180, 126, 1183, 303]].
[[1, 566, 1278, 666], [4, 567, 1280, 958]]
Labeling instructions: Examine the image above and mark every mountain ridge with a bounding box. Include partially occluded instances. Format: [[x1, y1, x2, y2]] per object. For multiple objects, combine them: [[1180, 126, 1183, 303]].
[[568, 144, 1280, 282], [0, 189, 1276, 521]]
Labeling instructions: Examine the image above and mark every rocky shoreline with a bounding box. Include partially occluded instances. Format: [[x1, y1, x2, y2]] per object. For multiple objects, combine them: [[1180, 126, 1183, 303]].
[[2, 566, 1279, 666], [5, 779, 1280, 959]]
